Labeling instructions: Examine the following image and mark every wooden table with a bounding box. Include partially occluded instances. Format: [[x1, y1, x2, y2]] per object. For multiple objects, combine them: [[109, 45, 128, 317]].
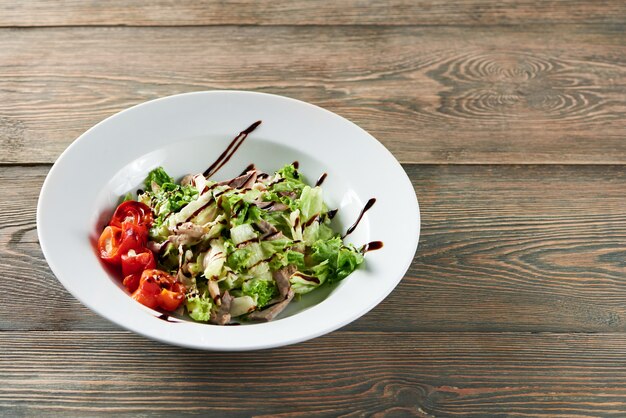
[[1, 1, 625, 416]]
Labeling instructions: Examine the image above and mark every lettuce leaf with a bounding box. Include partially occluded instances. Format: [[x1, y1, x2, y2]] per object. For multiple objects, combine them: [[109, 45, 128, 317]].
[[299, 185, 324, 221], [243, 278, 278, 308], [144, 167, 174, 188], [186, 295, 213, 322], [310, 236, 364, 283]]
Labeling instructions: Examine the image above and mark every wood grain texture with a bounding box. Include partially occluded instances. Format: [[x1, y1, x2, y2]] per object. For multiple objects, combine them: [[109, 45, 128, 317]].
[[0, 26, 625, 164], [4, 164, 626, 332], [0, 0, 624, 27], [2, 331, 626, 416]]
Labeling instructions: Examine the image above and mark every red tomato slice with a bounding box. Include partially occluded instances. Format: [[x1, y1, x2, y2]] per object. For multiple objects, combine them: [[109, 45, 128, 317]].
[[122, 273, 142, 293], [121, 249, 156, 277], [110, 201, 153, 228]]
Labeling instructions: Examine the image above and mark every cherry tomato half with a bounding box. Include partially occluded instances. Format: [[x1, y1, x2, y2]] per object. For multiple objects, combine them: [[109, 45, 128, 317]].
[[109, 201, 153, 228], [121, 249, 156, 277]]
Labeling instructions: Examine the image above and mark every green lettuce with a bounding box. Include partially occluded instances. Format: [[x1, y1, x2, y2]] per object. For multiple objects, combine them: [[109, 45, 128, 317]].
[[186, 296, 213, 322], [243, 278, 278, 308], [144, 166, 174, 188], [310, 236, 364, 283]]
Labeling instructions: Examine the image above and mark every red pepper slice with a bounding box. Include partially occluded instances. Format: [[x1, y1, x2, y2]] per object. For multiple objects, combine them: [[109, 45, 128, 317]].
[[98, 222, 148, 266], [158, 289, 186, 311], [131, 273, 162, 309], [131, 269, 186, 311], [98, 225, 123, 264], [121, 249, 156, 277], [122, 273, 142, 293], [109, 201, 153, 228], [117, 221, 149, 256]]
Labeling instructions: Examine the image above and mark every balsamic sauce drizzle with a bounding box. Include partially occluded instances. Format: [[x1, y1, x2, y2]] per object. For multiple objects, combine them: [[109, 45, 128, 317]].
[[315, 172, 327, 187], [203, 120, 262, 178], [361, 241, 383, 253], [342, 198, 376, 238], [240, 163, 256, 176], [156, 313, 183, 322]]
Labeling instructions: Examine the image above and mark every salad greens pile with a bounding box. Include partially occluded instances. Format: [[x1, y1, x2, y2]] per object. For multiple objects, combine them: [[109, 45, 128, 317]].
[[138, 163, 364, 324]]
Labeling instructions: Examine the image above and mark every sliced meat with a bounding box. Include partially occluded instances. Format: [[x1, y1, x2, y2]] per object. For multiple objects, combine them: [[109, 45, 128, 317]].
[[177, 269, 195, 290], [270, 203, 289, 211], [279, 191, 297, 199], [219, 171, 257, 189], [273, 265, 296, 298], [147, 239, 169, 254], [256, 219, 279, 239], [255, 201, 289, 212], [172, 222, 206, 238], [167, 222, 207, 247], [248, 289, 294, 322], [210, 291, 233, 325], [265, 231, 286, 241], [168, 234, 194, 248], [180, 174, 194, 186], [238, 170, 258, 189]]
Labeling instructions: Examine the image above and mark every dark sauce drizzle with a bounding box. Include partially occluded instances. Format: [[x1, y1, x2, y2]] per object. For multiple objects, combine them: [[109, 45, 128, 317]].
[[203, 120, 262, 178], [240, 163, 256, 176], [304, 214, 320, 227], [342, 198, 376, 238], [157, 313, 183, 322], [327, 209, 338, 219], [361, 241, 383, 253], [315, 172, 327, 187]]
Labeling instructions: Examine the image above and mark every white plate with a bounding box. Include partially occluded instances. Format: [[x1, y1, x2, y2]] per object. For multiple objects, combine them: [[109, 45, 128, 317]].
[[37, 91, 419, 350]]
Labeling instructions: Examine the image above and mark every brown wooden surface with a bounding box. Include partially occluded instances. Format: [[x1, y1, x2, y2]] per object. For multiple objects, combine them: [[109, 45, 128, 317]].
[[2, 331, 626, 417], [1, 25, 625, 164], [1, 0, 624, 27], [1, 1, 625, 416]]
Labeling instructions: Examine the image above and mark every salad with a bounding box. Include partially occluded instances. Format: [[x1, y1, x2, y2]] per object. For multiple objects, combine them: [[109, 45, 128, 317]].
[[96, 125, 376, 325]]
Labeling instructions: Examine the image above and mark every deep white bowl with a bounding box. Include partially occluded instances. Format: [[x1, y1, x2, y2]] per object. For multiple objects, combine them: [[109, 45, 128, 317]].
[[37, 91, 419, 350]]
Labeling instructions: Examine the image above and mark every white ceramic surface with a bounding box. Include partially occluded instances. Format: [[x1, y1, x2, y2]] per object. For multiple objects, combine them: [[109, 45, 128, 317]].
[[37, 91, 420, 350]]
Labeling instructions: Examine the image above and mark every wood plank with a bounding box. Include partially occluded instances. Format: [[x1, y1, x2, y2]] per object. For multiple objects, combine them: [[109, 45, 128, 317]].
[[0, 26, 625, 164], [0, 1, 624, 27], [4, 164, 626, 332], [1, 331, 626, 416]]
